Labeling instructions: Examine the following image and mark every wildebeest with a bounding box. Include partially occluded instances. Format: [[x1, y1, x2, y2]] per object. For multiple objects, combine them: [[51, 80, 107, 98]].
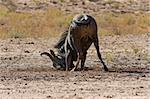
[[41, 14, 108, 71]]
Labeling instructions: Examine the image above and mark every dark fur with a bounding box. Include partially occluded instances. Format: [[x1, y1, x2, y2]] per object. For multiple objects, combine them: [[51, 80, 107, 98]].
[[68, 15, 108, 71]]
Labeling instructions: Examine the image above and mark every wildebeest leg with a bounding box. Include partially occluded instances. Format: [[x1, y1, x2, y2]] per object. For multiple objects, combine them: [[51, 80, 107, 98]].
[[93, 37, 109, 71], [65, 49, 74, 71], [80, 51, 87, 70], [71, 41, 84, 71], [71, 53, 80, 71]]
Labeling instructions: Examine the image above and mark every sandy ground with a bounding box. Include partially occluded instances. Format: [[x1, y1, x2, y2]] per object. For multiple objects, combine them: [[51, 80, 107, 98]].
[[0, 34, 150, 99]]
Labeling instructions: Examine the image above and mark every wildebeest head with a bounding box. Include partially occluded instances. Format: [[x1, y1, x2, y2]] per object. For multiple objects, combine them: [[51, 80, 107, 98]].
[[41, 50, 66, 70]]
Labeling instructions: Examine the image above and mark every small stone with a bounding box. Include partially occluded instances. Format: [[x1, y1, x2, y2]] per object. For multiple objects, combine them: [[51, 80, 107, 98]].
[[140, 86, 144, 88], [142, 75, 146, 77], [24, 50, 30, 53], [47, 95, 51, 98]]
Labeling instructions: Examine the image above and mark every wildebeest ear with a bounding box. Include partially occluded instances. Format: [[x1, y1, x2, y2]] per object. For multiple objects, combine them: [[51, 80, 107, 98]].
[[50, 50, 56, 57]]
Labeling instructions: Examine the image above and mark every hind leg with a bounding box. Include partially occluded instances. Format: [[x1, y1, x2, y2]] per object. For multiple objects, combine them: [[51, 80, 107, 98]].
[[93, 37, 109, 71], [80, 51, 87, 70]]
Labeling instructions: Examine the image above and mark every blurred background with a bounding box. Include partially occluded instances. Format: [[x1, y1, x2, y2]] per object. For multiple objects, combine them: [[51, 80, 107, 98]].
[[0, 0, 149, 38]]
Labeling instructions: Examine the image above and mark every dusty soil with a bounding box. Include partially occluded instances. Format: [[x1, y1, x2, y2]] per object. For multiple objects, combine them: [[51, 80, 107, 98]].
[[0, 34, 150, 98]]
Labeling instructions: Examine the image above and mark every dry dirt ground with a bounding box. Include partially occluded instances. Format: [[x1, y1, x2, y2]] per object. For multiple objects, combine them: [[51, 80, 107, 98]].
[[0, 34, 150, 98]]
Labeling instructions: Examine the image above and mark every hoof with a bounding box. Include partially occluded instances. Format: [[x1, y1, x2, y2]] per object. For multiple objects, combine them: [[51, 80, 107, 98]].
[[70, 67, 76, 72], [104, 67, 109, 72]]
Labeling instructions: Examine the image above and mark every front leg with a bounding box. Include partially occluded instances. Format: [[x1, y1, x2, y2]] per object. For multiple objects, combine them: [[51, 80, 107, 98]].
[[65, 50, 71, 71], [73, 41, 83, 60], [70, 42, 83, 71], [71, 52, 80, 71], [81, 51, 87, 70]]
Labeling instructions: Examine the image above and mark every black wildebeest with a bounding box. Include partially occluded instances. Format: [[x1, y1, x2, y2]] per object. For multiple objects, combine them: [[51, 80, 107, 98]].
[[41, 14, 108, 71]]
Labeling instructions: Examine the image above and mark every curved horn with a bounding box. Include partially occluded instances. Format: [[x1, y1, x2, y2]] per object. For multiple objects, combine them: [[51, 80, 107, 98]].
[[40, 52, 54, 61]]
